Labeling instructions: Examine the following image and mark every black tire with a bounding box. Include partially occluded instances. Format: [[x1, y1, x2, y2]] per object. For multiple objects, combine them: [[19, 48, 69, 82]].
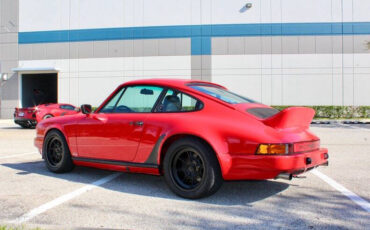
[[43, 114, 53, 120], [163, 137, 223, 199], [43, 130, 74, 173]]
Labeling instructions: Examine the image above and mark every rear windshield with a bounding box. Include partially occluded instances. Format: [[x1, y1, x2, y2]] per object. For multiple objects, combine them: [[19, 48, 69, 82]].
[[189, 85, 256, 104]]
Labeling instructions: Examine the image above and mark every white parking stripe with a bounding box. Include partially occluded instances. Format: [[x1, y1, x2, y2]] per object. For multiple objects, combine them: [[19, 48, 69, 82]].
[[0, 152, 37, 160], [311, 169, 370, 212], [10, 172, 121, 224]]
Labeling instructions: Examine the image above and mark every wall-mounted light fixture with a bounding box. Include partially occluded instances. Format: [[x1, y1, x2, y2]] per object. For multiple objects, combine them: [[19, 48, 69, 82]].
[[1, 73, 9, 81]]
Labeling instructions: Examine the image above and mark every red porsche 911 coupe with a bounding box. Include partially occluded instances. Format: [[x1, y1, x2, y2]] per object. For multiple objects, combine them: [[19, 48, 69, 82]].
[[14, 103, 79, 128], [35, 79, 328, 199]]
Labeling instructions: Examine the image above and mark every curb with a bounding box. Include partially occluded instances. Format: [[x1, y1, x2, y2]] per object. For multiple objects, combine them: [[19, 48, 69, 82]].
[[311, 121, 331, 124], [342, 121, 370, 124], [311, 120, 370, 125]]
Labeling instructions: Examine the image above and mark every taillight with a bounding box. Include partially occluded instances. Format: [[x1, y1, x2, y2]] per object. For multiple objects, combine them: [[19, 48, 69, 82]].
[[256, 140, 320, 155], [256, 144, 292, 155]]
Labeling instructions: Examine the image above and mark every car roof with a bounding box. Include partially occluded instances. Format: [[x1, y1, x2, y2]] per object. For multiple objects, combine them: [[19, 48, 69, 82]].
[[120, 78, 227, 90]]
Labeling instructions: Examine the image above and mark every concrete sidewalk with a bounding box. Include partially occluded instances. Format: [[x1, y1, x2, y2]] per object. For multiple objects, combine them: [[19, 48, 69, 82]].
[[0, 119, 13, 124]]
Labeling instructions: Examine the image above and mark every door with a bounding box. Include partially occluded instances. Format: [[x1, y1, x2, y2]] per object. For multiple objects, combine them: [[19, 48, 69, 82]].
[[76, 85, 164, 162], [57, 104, 79, 116], [21, 73, 57, 108]]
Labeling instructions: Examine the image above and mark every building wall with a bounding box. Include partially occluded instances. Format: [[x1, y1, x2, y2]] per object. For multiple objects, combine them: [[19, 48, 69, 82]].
[[1, 0, 370, 118], [0, 0, 19, 118]]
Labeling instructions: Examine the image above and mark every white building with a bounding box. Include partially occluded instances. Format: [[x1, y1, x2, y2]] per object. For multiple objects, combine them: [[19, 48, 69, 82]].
[[1, 0, 370, 118]]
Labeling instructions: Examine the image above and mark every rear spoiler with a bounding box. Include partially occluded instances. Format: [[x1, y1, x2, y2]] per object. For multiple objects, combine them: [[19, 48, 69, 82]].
[[263, 107, 315, 129]]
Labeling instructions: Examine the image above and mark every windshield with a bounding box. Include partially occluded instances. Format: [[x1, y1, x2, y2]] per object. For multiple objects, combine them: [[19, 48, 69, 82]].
[[189, 85, 256, 104]]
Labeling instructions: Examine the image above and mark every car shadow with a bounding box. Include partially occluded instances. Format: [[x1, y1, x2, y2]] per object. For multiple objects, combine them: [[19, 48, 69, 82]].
[[1, 160, 289, 205], [0, 126, 34, 130]]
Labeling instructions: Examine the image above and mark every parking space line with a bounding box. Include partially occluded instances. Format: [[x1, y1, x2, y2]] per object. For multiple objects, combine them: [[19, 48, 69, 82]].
[[311, 169, 370, 212], [10, 172, 121, 224], [0, 152, 37, 160]]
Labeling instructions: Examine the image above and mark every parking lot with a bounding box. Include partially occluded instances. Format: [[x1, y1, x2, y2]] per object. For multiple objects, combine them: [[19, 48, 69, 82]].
[[0, 120, 369, 230]]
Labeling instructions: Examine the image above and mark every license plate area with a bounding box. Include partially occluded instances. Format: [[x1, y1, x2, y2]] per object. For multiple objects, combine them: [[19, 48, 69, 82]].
[[18, 112, 24, 117]]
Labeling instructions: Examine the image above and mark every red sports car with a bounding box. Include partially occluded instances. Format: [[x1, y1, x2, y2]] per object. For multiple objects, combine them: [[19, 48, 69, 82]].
[[14, 103, 79, 128], [35, 79, 328, 199]]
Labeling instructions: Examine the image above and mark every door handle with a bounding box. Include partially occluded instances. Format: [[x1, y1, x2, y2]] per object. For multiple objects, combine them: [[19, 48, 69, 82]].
[[130, 121, 144, 126]]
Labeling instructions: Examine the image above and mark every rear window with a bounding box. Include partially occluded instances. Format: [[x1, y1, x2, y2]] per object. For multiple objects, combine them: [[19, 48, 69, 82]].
[[60, 105, 75, 110], [189, 85, 256, 104]]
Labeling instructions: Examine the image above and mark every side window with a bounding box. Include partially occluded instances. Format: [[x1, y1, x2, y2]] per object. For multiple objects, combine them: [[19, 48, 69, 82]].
[[101, 85, 162, 113], [60, 105, 75, 110], [156, 89, 203, 112], [113, 86, 163, 113]]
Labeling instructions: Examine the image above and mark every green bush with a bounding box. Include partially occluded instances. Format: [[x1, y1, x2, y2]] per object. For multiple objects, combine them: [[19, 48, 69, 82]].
[[271, 106, 370, 119], [0, 226, 42, 230]]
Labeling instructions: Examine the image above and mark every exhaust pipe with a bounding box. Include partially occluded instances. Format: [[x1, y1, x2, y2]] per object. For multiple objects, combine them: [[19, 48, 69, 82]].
[[275, 173, 292, 180]]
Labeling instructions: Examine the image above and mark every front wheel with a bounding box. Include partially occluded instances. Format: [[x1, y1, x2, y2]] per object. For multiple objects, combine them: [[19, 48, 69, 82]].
[[43, 130, 74, 173], [163, 137, 223, 199]]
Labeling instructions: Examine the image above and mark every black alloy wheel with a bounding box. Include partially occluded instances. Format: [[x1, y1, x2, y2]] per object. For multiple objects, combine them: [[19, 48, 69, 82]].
[[163, 137, 223, 199], [46, 136, 64, 167], [171, 148, 205, 190], [43, 130, 74, 173]]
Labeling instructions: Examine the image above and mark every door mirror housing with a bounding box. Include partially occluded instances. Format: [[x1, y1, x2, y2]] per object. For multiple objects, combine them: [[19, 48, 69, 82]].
[[81, 104, 92, 114]]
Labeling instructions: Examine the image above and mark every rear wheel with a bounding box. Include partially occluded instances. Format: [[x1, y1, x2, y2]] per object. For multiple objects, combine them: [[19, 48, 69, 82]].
[[163, 137, 223, 199], [43, 114, 53, 120], [43, 130, 74, 173]]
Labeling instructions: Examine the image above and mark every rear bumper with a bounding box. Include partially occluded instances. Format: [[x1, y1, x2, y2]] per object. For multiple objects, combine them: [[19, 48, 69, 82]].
[[222, 148, 329, 180], [14, 118, 37, 128]]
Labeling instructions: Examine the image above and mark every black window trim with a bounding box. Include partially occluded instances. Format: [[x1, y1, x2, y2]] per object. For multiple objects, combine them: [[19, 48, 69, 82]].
[[151, 88, 168, 113], [111, 87, 127, 112]]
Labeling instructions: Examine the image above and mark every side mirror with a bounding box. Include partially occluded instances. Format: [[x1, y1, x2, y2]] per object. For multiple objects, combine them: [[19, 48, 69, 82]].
[[81, 104, 92, 114]]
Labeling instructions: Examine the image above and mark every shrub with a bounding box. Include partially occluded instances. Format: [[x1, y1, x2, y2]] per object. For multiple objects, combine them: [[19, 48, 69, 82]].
[[271, 106, 370, 119]]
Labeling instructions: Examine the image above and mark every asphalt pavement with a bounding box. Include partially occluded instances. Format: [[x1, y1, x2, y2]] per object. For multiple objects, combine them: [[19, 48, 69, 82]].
[[0, 119, 369, 230]]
